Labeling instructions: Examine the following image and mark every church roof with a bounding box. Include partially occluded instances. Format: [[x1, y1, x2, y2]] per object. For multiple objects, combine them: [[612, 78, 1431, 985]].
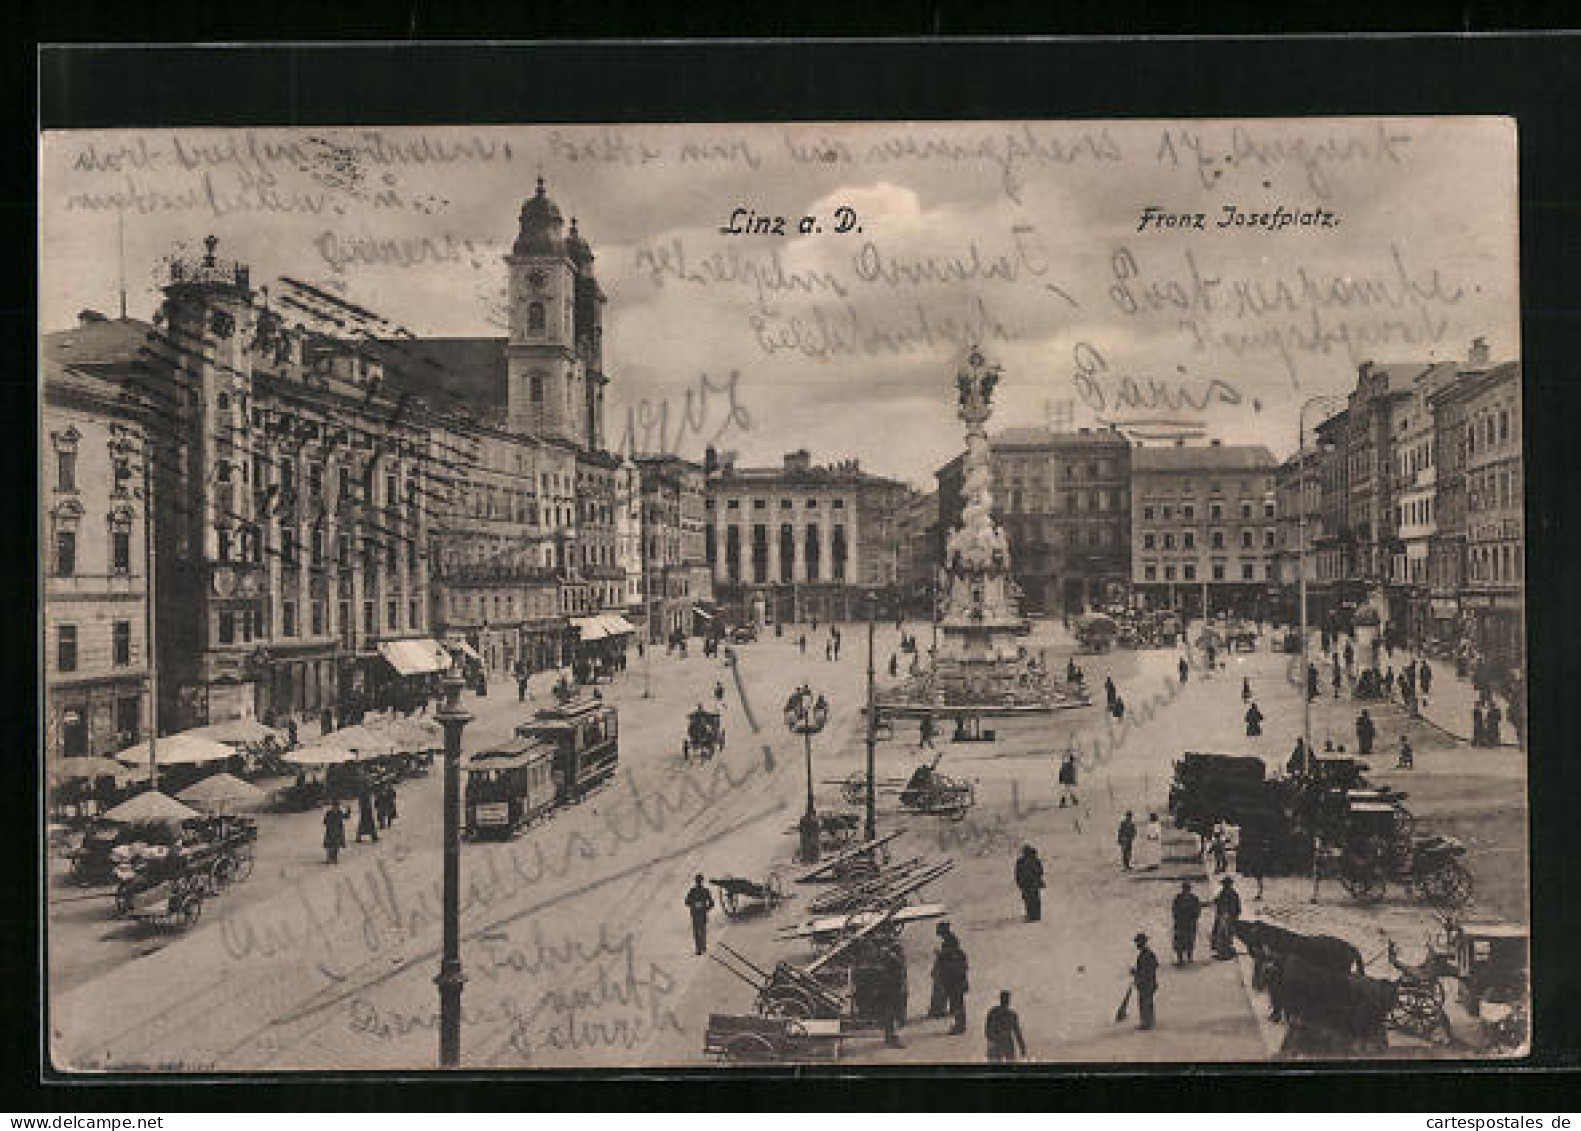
[[513, 177, 566, 257]]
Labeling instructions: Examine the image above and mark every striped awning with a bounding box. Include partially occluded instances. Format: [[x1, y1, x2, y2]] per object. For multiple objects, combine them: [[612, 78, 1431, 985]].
[[378, 638, 451, 676]]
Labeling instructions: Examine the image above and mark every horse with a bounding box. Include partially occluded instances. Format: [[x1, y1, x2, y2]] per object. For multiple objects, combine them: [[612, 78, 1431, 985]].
[[1234, 919, 1367, 990], [1265, 951, 1395, 1054]]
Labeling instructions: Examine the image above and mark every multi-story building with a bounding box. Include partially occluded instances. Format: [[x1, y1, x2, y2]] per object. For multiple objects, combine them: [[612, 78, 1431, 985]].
[[144, 239, 440, 731], [894, 489, 940, 617], [1131, 441, 1279, 620], [1272, 445, 1325, 624], [43, 314, 153, 759], [938, 427, 1131, 617], [425, 418, 563, 676], [1460, 360, 1524, 675], [708, 450, 903, 624], [1426, 348, 1483, 648], [615, 459, 645, 619], [1390, 362, 1460, 643]]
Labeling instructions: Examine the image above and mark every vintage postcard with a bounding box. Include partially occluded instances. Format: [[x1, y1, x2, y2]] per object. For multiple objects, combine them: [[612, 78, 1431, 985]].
[[40, 117, 1526, 1070]]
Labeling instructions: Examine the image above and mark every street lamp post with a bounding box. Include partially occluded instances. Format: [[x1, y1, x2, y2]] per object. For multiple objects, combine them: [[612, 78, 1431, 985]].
[[784, 684, 830, 864], [434, 659, 473, 1067], [864, 590, 878, 843]]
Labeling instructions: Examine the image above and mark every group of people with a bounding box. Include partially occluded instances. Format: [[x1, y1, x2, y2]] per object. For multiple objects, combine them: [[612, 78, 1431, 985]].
[[1103, 676, 1127, 722], [320, 781, 399, 865], [1471, 696, 1506, 746], [1116, 809, 1164, 870]]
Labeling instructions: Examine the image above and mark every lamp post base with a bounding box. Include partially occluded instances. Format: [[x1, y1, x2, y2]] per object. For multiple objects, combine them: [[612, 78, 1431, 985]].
[[797, 809, 821, 864]]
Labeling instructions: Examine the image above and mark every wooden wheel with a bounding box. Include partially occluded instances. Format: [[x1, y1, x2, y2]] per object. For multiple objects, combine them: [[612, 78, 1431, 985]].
[[722, 1033, 778, 1062]]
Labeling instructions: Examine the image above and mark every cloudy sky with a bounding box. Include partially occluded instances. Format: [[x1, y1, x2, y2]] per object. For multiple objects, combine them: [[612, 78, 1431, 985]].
[[40, 118, 1518, 489]]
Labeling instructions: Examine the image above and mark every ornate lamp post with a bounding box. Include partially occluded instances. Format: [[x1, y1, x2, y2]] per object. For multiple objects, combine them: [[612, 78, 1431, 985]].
[[784, 684, 829, 863], [434, 658, 473, 1067]]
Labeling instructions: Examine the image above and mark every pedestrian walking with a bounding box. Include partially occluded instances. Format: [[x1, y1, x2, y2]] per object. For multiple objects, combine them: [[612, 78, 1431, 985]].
[[879, 940, 907, 1048], [1179, 656, 1189, 685], [1287, 737, 1309, 777], [713, 679, 726, 709], [1171, 882, 1202, 964], [1105, 675, 1117, 711], [798, 633, 807, 655], [1244, 701, 1263, 737], [889, 653, 899, 678], [685, 874, 715, 955], [933, 925, 970, 1033], [1345, 641, 1355, 673], [1356, 709, 1376, 757], [1211, 877, 1241, 960], [1137, 812, 1163, 870], [374, 786, 391, 830], [919, 714, 937, 751], [322, 801, 349, 864], [1307, 662, 1320, 702], [1057, 751, 1079, 808], [1420, 660, 1433, 705], [1117, 810, 1137, 870], [1131, 933, 1159, 1030], [1241, 676, 1252, 703], [1113, 694, 1126, 722], [928, 922, 955, 1018], [355, 789, 379, 843], [825, 640, 833, 661], [1014, 845, 1046, 922], [517, 670, 530, 702], [1397, 735, 1414, 769], [1209, 822, 1229, 873], [984, 991, 1028, 1062]]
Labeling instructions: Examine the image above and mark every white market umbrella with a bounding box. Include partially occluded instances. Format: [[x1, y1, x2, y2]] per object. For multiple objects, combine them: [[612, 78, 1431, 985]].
[[103, 789, 200, 824], [183, 718, 281, 746], [116, 732, 237, 770], [282, 744, 361, 767], [374, 716, 443, 753], [178, 771, 267, 812], [326, 724, 397, 759]]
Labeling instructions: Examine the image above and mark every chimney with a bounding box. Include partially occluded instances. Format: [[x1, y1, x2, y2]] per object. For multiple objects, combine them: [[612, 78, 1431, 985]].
[[1468, 337, 1491, 366], [77, 309, 107, 325]]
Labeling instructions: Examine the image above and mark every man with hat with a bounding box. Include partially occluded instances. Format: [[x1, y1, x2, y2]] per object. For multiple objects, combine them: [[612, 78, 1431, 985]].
[[1131, 932, 1159, 1030], [1211, 876, 1242, 960], [1170, 881, 1202, 965], [931, 922, 970, 1034], [684, 874, 715, 956]]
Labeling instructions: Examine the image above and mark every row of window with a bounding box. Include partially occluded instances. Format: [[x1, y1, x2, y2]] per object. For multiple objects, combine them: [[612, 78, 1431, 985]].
[[52, 525, 133, 578], [1141, 562, 1273, 582], [1468, 542, 1523, 584], [996, 456, 1120, 483], [52, 621, 135, 673], [1142, 529, 1276, 551], [1139, 476, 1275, 497], [1396, 495, 1436, 529], [713, 496, 849, 512], [1002, 489, 1121, 514], [1468, 465, 1519, 514], [1141, 501, 1275, 522], [214, 596, 425, 645], [1466, 404, 1514, 458]]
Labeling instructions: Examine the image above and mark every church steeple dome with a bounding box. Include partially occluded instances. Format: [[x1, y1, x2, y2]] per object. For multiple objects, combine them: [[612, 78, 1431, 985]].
[[566, 217, 594, 271], [513, 177, 565, 257]]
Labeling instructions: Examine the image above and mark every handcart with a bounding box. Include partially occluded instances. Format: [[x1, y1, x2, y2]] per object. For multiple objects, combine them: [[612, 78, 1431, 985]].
[[710, 872, 792, 919]]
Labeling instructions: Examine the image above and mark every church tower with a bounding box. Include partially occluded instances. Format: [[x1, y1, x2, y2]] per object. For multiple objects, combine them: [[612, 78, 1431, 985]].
[[505, 178, 583, 445]]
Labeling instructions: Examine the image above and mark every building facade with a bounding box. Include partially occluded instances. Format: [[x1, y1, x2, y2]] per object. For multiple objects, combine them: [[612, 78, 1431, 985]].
[[1131, 442, 1279, 620], [1272, 446, 1325, 625], [939, 427, 1131, 617], [144, 240, 438, 731], [1460, 361, 1524, 675], [43, 316, 153, 760], [708, 450, 901, 624]]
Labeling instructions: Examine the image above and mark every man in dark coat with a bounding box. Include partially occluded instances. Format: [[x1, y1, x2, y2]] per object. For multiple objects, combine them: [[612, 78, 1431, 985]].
[[984, 991, 1028, 1062], [1307, 662, 1320, 702], [1014, 845, 1045, 922], [355, 789, 379, 843], [1245, 701, 1263, 737], [1211, 877, 1242, 959], [1420, 659, 1433, 704], [1179, 656, 1189, 685], [1472, 702, 1486, 746], [1287, 737, 1309, 778], [1104, 675, 1117, 711], [879, 941, 907, 1048], [1132, 932, 1159, 1030], [1171, 882, 1202, 964], [322, 801, 349, 864], [1356, 709, 1376, 757], [1344, 640, 1355, 673], [1486, 702, 1503, 744], [684, 874, 715, 955], [1113, 694, 1126, 722], [933, 926, 970, 1034], [1117, 810, 1137, 870], [928, 922, 954, 1018]]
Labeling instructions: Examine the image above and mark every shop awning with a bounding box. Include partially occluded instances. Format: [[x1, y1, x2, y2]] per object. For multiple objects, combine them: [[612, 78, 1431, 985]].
[[599, 615, 637, 636], [378, 638, 451, 676], [445, 639, 482, 662], [572, 617, 609, 641]]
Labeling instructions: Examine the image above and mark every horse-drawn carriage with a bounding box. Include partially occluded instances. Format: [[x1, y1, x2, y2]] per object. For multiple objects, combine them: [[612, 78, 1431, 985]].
[[1328, 799, 1473, 908], [109, 816, 257, 929], [683, 706, 725, 764], [1388, 916, 1530, 1051]]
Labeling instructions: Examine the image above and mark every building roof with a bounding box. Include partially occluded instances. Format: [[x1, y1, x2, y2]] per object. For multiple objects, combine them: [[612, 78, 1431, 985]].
[[1131, 443, 1278, 473], [370, 336, 509, 417], [41, 316, 158, 374], [992, 426, 1128, 448]]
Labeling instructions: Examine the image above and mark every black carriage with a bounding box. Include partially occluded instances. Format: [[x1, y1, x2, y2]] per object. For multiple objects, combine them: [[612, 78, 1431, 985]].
[[515, 696, 620, 805], [1332, 801, 1473, 908], [464, 738, 557, 840], [683, 707, 725, 764]]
